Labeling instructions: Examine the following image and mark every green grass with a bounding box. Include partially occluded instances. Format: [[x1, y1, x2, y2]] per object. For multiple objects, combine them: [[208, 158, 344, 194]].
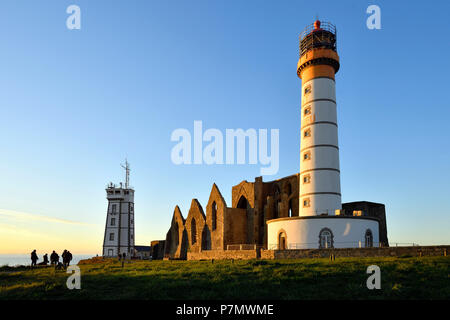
[[0, 256, 449, 300]]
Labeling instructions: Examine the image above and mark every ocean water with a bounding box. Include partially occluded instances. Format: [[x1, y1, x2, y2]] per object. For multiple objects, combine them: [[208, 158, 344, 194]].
[[0, 254, 94, 267]]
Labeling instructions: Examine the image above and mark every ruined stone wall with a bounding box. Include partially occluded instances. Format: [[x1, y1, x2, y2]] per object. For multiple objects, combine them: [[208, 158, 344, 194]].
[[151, 240, 165, 260], [254, 177, 265, 246], [260, 175, 299, 219], [232, 181, 255, 208], [224, 208, 247, 246], [232, 180, 255, 244], [259, 174, 299, 247], [163, 206, 187, 260], [185, 199, 207, 253], [205, 184, 227, 250], [229, 175, 300, 248]]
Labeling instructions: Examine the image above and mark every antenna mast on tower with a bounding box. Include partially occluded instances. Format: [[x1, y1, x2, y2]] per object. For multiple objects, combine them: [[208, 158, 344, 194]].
[[121, 159, 130, 189]]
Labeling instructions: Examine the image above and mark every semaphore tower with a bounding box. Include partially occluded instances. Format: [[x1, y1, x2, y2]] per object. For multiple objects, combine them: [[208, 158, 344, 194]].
[[102, 160, 135, 257], [297, 20, 341, 217]]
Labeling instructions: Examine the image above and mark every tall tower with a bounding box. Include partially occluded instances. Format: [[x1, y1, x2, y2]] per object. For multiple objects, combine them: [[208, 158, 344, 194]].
[[102, 160, 135, 257], [297, 20, 341, 216]]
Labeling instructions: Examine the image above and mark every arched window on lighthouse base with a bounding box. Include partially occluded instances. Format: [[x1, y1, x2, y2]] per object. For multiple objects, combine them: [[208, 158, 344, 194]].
[[319, 228, 334, 249], [365, 229, 373, 248]]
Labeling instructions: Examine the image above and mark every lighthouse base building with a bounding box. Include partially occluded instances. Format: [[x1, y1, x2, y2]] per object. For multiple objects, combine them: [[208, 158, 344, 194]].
[[267, 214, 381, 250]]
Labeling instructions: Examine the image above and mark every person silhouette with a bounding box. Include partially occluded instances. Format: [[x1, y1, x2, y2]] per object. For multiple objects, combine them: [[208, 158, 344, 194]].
[[31, 250, 38, 267], [50, 250, 58, 265], [62, 250, 68, 267], [66, 251, 73, 266]]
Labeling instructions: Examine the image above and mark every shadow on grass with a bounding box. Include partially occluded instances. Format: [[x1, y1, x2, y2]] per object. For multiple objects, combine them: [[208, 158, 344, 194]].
[[0, 256, 448, 300]]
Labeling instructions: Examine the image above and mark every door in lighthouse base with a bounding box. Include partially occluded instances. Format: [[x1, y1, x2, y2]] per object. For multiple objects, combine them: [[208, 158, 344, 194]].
[[278, 232, 287, 250], [108, 249, 114, 256]]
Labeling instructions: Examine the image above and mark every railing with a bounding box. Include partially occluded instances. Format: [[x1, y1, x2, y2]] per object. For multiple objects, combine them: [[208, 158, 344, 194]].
[[299, 21, 337, 57], [299, 21, 336, 41], [267, 241, 395, 250], [106, 183, 134, 190], [226, 244, 264, 251], [390, 243, 420, 247]]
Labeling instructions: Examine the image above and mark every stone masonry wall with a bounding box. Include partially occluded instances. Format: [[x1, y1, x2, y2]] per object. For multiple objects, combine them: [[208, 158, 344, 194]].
[[261, 245, 450, 260], [151, 240, 166, 260], [225, 208, 247, 245], [188, 245, 449, 261], [187, 249, 258, 260], [205, 183, 227, 250]]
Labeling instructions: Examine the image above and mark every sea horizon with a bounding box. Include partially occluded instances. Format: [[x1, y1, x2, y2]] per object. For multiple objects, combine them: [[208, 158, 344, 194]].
[[0, 254, 96, 267]]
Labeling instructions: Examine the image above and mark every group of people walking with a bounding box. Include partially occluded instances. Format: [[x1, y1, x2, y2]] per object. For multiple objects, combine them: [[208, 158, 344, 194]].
[[30, 249, 73, 268]]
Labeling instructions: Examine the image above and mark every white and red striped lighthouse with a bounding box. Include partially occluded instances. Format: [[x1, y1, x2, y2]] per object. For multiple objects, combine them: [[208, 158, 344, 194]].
[[297, 20, 341, 217], [267, 20, 382, 250]]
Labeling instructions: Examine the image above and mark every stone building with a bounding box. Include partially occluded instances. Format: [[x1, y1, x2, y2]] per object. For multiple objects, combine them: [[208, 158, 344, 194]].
[[160, 19, 389, 259], [162, 174, 388, 259], [150, 240, 165, 260]]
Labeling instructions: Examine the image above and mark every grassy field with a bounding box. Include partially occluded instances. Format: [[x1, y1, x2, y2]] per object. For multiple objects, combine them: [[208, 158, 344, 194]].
[[0, 256, 448, 300]]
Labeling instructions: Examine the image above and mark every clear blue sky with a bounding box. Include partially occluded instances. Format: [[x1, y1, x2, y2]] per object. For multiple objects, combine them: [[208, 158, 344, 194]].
[[0, 0, 449, 254]]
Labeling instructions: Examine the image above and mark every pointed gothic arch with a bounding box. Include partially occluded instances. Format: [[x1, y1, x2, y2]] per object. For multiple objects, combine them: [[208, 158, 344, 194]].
[[191, 218, 197, 245], [237, 195, 248, 209], [212, 201, 217, 231]]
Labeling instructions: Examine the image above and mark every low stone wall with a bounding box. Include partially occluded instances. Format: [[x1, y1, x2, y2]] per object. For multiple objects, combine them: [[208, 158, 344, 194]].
[[187, 249, 258, 260], [187, 246, 449, 261], [260, 250, 275, 260], [262, 245, 450, 260]]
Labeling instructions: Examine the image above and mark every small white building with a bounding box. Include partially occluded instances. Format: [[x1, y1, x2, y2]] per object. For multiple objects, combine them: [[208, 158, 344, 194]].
[[134, 245, 151, 259], [102, 161, 135, 257]]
